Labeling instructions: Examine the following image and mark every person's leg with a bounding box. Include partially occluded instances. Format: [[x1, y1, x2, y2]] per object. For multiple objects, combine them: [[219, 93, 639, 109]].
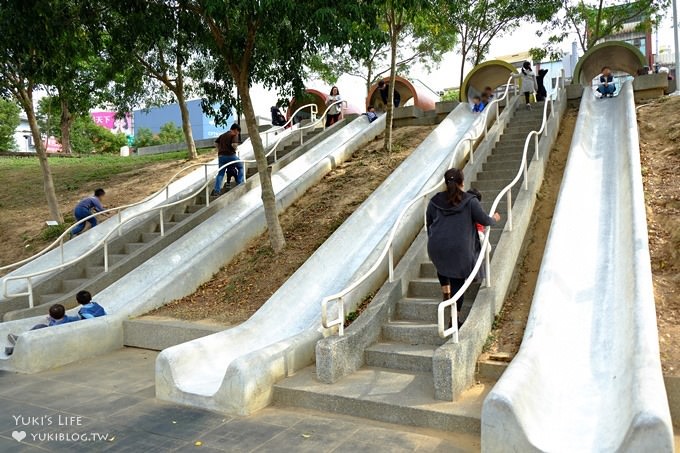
[[450, 278, 466, 313], [524, 91, 531, 104], [71, 207, 90, 236], [437, 273, 451, 301], [213, 156, 228, 194], [325, 114, 332, 128], [234, 158, 245, 185], [607, 84, 616, 95]]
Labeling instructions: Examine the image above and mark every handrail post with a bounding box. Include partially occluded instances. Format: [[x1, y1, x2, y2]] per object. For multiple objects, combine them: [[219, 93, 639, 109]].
[[485, 242, 492, 287], [59, 238, 64, 264], [388, 244, 394, 282], [27, 277, 34, 308], [469, 138, 474, 164], [104, 241, 109, 273], [205, 185, 210, 207], [338, 297, 344, 336], [506, 191, 513, 231], [534, 134, 540, 162], [165, 185, 169, 200], [422, 195, 428, 227], [495, 102, 500, 125], [453, 304, 459, 343], [523, 158, 529, 190], [160, 209, 165, 237], [204, 164, 208, 182]]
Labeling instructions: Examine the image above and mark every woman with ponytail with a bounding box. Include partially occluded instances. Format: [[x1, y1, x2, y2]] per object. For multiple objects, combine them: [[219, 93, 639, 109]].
[[426, 168, 500, 326]]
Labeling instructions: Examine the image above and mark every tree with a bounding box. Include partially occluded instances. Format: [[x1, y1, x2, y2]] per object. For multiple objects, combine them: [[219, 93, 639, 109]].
[[0, 99, 20, 151], [382, 0, 442, 152], [531, 0, 667, 61], [442, 0, 561, 90], [308, 24, 455, 94], [0, 0, 97, 222], [188, 0, 373, 252], [105, 0, 211, 161]]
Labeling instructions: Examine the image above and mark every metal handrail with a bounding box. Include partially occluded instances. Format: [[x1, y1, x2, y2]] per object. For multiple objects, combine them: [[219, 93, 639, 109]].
[[263, 103, 318, 148], [436, 72, 564, 342], [2, 102, 344, 308], [0, 103, 319, 274], [321, 75, 518, 336]]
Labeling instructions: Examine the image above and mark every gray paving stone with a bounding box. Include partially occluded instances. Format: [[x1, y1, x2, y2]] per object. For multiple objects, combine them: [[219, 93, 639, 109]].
[[197, 419, 287, 452], [0, 434, 49, 451]]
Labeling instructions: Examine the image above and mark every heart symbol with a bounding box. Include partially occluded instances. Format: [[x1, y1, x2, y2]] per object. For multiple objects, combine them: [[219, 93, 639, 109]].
[[12, 431, 26, 442]]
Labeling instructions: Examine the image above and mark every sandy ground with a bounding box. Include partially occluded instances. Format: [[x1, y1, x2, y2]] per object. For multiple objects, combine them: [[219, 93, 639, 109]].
[[484, 108, 577, 357], [0, 154, 213, 271], [148, 126, 436, 325], [638, 96, 680, 375]]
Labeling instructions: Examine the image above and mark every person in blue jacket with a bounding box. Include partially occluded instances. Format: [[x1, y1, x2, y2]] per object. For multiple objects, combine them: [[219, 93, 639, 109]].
[[76, 290, 106, 319], [597, 66, 616, 98], [72, 188, 106, 236]]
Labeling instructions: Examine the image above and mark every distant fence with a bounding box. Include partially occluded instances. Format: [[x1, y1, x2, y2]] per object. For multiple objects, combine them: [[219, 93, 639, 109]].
[[136, 138, 218, 156]]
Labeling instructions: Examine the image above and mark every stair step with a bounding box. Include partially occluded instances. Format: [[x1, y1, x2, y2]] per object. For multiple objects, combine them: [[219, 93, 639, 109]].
[[154, 222, 178, 233], [61, 278, 88, 292], [85, 266, 105, 279], [472, 178, 520, 192], [172, 213, 192, 223], [396, 298, 442, 323], [382, 321, 446, 346], [475, 169, 518, 182], [124, 242, 147, 254], [39, 293, 67, 304], [365, 342, 436, 372], [482, 160, 523, 172], [487, 150, 525, 161], [141, 232, 161, 243], [407, 278, 481, 299], [108, 254, 127, 266], [185, 204, 204, 214], [273, 366, 487, 434]]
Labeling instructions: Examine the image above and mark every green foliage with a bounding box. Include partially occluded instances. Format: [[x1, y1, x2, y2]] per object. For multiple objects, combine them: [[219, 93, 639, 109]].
[[442, 0, 561, 87], [158, 123, 185, 145], [535, 0, 668, 58], [0, 99, 20, 151], [441, 89, 460, 101], [41, 223, 68, 241], [69, 115, 126, 154], [134, 128, 159, 148]]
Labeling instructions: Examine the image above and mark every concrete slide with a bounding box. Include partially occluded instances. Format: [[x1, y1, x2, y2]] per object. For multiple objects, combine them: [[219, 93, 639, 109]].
[[481, 81, 674, 452], [155, 104, 487, 416], [0, 115, 386, 373]]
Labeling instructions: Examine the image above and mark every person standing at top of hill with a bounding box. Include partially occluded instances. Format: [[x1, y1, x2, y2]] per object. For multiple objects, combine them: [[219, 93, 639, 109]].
[[71, 188, 106, 237], [325, 86, 343, 128], [426, 168, 500, 327], [212, 123, 243, 196], [378, 80, 401, 109], [518, 61, 537, 110]]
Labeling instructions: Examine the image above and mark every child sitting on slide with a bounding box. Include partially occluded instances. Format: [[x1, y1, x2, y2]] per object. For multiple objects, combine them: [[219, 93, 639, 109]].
[[472, 96, 485, 113], [597, 67, 616, 98], [5, 304, 79, 355], [76, 290, 106, 319]]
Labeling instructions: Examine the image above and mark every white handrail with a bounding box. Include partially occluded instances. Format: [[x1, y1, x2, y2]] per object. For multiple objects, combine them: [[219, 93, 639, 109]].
[[321, 75, 518, 336], [262, 103, 318, 147], [0, 103, 319, 274], [2, 102, 344, 309], [437, 72, 563, 341]]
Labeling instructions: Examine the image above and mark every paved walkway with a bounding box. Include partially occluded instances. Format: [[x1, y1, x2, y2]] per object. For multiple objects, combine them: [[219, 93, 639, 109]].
[[0, 348, 480, 452]]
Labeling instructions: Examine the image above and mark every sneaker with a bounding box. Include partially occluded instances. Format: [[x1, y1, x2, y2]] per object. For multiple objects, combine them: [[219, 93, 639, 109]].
[[526, 103, 532, 110], [210, 190, 220, 197], [4, 346, 13, 356], [7, 333, 17, 345]]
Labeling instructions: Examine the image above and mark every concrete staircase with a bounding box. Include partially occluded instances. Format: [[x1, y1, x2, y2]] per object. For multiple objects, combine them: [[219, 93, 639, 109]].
[[0, 123, 342, 322], [273, 101, 550, 434]]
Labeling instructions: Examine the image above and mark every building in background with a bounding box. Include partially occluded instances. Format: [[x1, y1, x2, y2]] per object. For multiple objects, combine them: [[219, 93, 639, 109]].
[[13, 113, 33, 153], [133, 99, 234, 141], [594, 7, 653, 68]]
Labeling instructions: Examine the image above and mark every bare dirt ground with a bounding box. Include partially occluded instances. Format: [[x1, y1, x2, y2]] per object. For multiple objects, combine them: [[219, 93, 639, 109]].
[[148, 126, 436, 325], [484, 108, 577, 357], [638, 96, 680, 375], [0, 153, 213, 270]]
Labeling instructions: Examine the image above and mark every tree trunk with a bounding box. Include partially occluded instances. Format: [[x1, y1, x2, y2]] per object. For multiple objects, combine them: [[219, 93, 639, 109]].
[[22, 90, 63, 223], [238, 83, 286, 253], [175, 62, 197, 160], [175, 84, 197, 160], [383, 26, 398, 152], [59, 98, 73, 154], [459, 57, 467, 99]]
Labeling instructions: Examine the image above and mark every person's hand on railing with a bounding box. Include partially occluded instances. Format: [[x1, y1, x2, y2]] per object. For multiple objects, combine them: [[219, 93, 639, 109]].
[[492, 212, 501, 222]]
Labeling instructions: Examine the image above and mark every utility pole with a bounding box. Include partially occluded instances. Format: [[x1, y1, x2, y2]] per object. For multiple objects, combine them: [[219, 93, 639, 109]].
[[674, 0, 680, 94]]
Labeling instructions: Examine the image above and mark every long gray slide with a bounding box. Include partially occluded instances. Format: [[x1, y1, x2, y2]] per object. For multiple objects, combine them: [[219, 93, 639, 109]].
[[155, 104, 486, 416], [481, 81, 674, 451]]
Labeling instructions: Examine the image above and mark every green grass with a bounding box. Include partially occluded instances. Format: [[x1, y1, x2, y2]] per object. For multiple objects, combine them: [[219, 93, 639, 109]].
[[0, 149, 212, 210]]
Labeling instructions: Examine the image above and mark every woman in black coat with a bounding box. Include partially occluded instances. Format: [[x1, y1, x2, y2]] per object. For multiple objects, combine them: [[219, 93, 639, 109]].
[[426, 168, 500, 314]]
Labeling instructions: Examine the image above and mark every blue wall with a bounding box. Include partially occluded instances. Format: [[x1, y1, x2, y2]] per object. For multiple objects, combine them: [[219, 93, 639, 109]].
[[133, 99, 234, 141]]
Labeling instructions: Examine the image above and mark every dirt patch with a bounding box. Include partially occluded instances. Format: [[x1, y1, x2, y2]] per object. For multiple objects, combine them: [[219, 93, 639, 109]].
[[638, 96, 680, 375], [0, 152, 213, 270], [484, 108, 577, 357], [148, 126, 436, 325]]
